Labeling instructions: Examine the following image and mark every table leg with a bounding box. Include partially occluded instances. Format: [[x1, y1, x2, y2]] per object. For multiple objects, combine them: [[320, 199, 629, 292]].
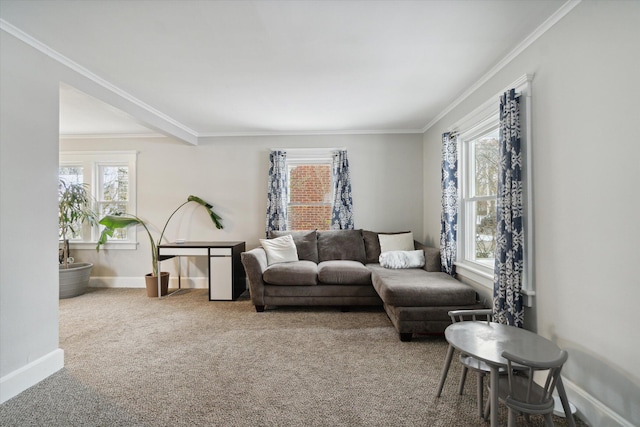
[[157, 259, 161, 299], [178, 256, 182, 289], [436, 344, 455, 397], [490, 365, 498, 427], [556, 377, 576, 427]]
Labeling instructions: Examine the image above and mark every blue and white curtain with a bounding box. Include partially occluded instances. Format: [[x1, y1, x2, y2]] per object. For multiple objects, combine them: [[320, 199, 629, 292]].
[[440, 132, 458, 275], [265, 150, 288, 236], [331, 150, 354, 229], [493, 89, 524, 327]]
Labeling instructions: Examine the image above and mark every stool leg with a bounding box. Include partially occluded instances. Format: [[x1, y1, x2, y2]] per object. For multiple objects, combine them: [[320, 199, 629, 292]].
[[458, 366, 468, 395], [437, 344, 455, 397], [476, 372, 484, 417], [508, 409, 516, 427], [483, 395, 490, 420]]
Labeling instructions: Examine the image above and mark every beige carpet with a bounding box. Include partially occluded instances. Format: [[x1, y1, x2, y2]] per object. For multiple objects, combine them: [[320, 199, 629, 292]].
[[0, 288, 586, 426]]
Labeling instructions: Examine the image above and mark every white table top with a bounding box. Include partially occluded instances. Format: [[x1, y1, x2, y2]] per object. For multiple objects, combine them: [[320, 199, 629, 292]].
[[445, 322, 563, 367]]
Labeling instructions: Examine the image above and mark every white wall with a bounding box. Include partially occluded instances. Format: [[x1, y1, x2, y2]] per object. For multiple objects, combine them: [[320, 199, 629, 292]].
[[61, 133, 424, 285], [423, 2, 640, 425], [0, 29, 64, 402]]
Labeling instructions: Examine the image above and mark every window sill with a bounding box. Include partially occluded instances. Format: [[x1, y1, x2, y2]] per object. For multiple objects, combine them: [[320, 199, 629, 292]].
[[68, 241, 138, 250], [455, 261, 494, 289], [455, 261, 535, 307]]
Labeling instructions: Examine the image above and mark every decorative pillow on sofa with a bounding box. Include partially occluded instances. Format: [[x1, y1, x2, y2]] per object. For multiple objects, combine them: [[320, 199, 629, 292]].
[[363, 230, 411, 263], [259, 235, 299, 266], [269, 230, 318, 263], [379, 250, 425, 269], [378, 232, 415, 254]]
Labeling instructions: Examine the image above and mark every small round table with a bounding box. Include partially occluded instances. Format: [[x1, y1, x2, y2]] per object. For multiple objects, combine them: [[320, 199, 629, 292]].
[[438, 322, 576, 427]]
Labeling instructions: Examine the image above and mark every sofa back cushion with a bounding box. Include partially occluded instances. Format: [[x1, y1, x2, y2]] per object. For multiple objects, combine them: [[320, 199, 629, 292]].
[[269, 230, 318, 263], [413, 241, 442, 272], [363, 230, 411, 264], [317, 229, 366, 264]]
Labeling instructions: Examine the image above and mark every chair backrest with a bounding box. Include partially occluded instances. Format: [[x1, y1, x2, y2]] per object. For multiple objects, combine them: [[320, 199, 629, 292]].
[[501, 350, 569, 410], [448, 309, 493, 324]]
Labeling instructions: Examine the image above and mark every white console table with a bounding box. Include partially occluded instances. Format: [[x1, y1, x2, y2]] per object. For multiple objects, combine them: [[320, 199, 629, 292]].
[[157, 241, 246, 301]]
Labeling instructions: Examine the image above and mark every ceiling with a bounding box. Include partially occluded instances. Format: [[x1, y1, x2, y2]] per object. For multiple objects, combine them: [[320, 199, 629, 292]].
[[0, 0, 573, 140]]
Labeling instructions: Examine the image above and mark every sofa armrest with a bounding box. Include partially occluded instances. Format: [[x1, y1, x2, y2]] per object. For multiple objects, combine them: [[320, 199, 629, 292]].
[[413, 240, 442, 273], [241, 247, 268, 306]]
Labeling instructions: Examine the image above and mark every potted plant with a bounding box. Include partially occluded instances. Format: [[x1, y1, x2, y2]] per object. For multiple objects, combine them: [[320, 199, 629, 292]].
[[97, 195, 223, 297], [59, 180, 98, 298]]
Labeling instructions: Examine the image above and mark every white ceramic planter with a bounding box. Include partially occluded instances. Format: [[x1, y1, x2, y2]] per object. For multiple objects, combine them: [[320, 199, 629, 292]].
[[59, 262, 93, 299]]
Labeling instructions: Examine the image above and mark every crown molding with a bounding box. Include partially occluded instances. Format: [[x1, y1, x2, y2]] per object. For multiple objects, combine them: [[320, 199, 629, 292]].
[[198, 128, 424, 138], [59, 133, 166, 140], [422, 0, 582, 133], [0, 18, 198, 143]]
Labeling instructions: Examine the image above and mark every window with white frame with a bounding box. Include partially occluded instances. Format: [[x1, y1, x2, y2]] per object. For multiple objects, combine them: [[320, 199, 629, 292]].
[[460, 120, 500, 271], [284, 149, 334, 231], [59, 151, 137, 249], [453, 75, 534, 305]]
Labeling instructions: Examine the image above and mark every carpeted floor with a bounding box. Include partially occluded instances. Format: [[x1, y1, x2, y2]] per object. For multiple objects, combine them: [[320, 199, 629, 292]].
[[0, 288, 587, 426]]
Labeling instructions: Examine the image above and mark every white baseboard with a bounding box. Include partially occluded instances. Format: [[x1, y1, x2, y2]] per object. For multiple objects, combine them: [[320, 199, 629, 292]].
[[89, 276, 209, 289], [0, 348, 64, 404], [562, 375, 636, 427]]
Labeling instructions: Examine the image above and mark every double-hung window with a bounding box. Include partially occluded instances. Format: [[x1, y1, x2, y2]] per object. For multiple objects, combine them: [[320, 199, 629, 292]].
[[460, 120, 500, 270], [453, 75, 534, 305], [59, 151, 137, 249]]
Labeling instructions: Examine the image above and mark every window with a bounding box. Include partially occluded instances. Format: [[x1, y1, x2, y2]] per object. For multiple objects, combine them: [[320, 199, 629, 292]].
[[461, 125, 500, 269], [285, 150, 333, 230], [59, 151, 137, 249], [451, 75, 534, 305], [58, 165, 85, 240]]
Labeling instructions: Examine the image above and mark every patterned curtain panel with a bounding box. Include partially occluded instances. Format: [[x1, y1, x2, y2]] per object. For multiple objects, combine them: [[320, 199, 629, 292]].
[[493, 89, 524, 327], [265, 150, 288, 236], [331, 150, 354, 230], [440, 132, 458, 276]]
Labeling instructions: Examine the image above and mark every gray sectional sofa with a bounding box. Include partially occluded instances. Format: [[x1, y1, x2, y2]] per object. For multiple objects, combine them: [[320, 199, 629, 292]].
[[241, 229, 482, 341]]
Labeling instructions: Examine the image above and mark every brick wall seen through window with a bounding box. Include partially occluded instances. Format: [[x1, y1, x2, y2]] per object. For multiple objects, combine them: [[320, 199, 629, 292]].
[[287, 164, 332, 230]]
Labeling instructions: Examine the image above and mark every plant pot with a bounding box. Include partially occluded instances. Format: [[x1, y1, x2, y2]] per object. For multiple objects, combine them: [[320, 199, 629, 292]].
[[59, 262, 93, 299], [145, 272, 169, 297]]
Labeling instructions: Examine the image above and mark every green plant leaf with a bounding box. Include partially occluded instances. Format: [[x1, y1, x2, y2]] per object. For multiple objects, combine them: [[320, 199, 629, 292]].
[[187, 195, 223, 229], [187, 195, 212, 209], [98, 215, 143, 229], [97, 215, 143, 249]]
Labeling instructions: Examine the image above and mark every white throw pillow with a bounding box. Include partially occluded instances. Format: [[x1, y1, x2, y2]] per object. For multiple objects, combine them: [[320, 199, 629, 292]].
[[259, 235, 299, 266], [379, 250, 425, 269], [378, 232, 414, 254]]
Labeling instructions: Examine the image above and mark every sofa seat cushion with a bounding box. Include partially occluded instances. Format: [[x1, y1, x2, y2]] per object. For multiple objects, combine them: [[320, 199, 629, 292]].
[[368, 264, 476, 307], [263, 261, 318, 286], [317, 260, 372, 285]]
